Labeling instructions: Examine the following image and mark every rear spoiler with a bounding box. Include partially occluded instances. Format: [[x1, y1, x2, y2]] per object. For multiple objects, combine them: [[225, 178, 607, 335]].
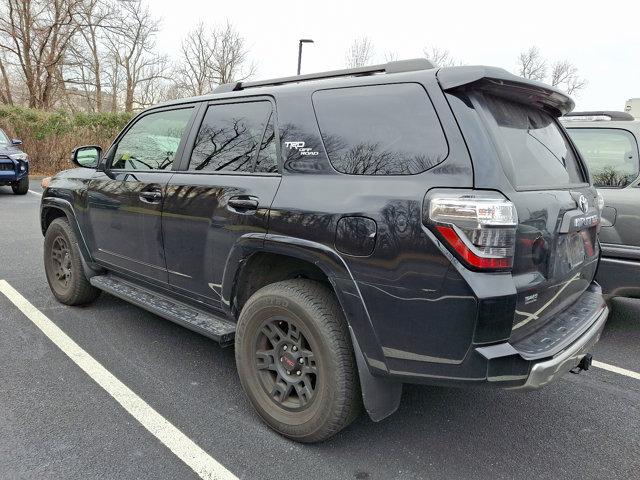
[[436, 66, 575, 117]]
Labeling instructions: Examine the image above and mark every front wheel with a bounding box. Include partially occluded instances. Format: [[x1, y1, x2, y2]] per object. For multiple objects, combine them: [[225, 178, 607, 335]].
[[235, 279, 361, 443], [12, 177, 28, 195], [44, 218, 100, 305]]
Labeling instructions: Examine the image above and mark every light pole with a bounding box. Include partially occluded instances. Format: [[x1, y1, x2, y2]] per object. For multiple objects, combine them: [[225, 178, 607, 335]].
[[297, 39, 314, 75]]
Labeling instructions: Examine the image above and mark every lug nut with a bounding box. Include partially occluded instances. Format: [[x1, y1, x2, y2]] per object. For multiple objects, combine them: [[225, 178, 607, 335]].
[[298, 358, 304, 364], [283, 345, 288, 351], [292, 346, 298, 352], [296, 371, 301, 376], [280, 357, 283, 362], [287, 371, 291, 375]]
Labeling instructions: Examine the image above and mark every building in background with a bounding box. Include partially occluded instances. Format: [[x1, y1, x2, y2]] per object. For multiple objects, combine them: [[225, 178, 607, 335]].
[[624, 98, 640, 119]]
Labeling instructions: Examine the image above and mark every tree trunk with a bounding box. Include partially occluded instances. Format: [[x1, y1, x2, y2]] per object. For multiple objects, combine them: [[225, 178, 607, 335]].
[[0, 59, 13, 105]]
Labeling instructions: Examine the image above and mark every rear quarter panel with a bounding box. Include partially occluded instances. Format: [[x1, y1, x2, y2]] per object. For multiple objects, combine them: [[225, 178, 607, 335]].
[[268, 74, 479, 376]]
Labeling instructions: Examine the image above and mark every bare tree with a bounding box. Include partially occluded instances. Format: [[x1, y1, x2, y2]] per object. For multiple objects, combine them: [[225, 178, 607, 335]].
[[105, 0, 166, 111], [345, 37, 374, 68], [65, 0, 114, 111], [210, 21, 255, 85], [423, 46, 459, 67], [383, 51, 398, 62], [174, 21, 254, 96], [0, 0, 81, 109], [0, 53, 13, 105], [517, 46, 547, 81], [516, 46, 587, 95], [550, 59, 586, 95], [175, 22, 215, 97]]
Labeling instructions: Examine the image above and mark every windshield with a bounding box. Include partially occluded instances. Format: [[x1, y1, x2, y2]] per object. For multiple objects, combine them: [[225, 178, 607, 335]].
[[0, 129, 9, 147], [479, 94, 586, 189]]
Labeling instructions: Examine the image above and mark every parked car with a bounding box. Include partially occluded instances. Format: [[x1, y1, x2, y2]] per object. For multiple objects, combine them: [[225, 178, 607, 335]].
[[0, 128, 29, 195], [562, 111, 640, 299], [40, 60, 608, 442]]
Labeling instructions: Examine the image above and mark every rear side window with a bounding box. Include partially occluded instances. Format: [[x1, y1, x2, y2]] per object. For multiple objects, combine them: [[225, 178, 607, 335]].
[[479, 94, 585, 188], [313, 83, 448, 175], [566, 128, 639, 187], [189, 101, 276, 173]]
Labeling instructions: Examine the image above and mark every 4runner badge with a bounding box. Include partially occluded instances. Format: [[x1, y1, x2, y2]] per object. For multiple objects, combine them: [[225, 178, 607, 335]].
[[525, 293, 538, 305], [285, 141, 319, 156]]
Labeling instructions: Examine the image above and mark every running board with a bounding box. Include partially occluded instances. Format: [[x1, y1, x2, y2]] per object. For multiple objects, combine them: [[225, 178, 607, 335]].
[[90, 275, 236, 346]]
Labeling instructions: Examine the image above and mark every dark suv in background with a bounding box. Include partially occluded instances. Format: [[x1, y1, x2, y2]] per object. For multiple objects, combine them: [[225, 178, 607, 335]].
[[40, 59, 608, 442], [562, 111, 640, 300], [0, 128, 28, 194]]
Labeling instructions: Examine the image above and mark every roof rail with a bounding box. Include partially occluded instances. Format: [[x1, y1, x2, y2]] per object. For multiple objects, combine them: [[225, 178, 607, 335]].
[[213, 58, 435, 94], [563, 111, 635, 121]]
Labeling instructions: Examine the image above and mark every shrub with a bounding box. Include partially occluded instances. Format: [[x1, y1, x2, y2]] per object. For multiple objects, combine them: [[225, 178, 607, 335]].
[[0, 105, 133, 175]]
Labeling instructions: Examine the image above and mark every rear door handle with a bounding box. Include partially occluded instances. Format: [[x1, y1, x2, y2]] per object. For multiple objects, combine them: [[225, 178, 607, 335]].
[[227, 196, 259, 213], [139, 190, 162, 204]]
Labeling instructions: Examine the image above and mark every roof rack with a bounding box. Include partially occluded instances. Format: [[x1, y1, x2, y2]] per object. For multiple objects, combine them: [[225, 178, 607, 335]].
[[563, 111, 635, 121], [214, 58, 436, 94]]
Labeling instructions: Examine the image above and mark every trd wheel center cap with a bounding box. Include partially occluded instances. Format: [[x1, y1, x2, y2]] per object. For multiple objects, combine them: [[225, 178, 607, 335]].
[[280, 352, 298, 372]]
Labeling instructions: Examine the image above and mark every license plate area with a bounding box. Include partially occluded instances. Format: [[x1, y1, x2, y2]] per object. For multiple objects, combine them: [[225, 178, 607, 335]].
[[552, 229, 594, 275], [566, 232, 586, 268]]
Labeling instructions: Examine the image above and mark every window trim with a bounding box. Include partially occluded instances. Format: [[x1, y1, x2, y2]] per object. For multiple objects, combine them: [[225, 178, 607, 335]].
[[105, 104, 199, 173], [311, 82, 450, 176], [566, 126, 640, 189], [177, 96, 281, 176]]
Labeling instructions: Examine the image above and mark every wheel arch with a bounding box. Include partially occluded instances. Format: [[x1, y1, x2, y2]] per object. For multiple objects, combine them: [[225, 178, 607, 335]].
[[222, 233, 402, 422], [222, 234, 386, 367], [41, 198, 101, 277]]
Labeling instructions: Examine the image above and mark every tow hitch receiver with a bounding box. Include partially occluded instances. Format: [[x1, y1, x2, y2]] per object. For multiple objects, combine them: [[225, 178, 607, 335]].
[[570, 353, 593, 374]]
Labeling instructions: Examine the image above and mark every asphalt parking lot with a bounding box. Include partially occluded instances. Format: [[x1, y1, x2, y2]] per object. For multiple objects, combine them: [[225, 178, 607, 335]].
[[1, 179, 639, 480]]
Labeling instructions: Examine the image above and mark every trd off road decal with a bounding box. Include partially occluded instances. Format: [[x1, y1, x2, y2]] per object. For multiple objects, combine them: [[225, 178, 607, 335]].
[[284, 141, 319, 156]]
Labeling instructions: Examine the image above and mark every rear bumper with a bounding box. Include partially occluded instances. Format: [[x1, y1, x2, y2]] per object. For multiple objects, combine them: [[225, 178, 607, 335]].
[[513, 303, 607, 390], [474, 282, 608, 389], [380, 282, 608, 389]]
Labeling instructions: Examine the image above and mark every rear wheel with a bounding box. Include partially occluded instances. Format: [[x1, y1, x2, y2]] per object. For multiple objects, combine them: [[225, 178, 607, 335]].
[[235, 279, 360, 442], [44, 218, 100, 305], [12, 177, 28, 195]]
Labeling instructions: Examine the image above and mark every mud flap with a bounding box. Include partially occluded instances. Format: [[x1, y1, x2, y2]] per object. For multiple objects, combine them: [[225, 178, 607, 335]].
[[349, 327, 402, 422]]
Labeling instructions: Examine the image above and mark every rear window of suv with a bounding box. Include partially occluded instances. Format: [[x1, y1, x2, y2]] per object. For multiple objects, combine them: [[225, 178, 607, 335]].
[[566, 128, 639, 188], [313, 83, 448, 175], [478, 94, 585, 189]]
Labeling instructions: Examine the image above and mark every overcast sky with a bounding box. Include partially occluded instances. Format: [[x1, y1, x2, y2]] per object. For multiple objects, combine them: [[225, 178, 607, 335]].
[[151, 0, 639, 111]]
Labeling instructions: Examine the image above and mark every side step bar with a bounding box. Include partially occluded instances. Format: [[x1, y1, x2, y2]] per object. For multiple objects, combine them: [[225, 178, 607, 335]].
[[90, 275, 236, 346]]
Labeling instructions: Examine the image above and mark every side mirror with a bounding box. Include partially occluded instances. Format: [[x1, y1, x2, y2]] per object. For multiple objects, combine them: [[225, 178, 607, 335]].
[[72, 145, 102, 169], [11, 138, 22, 146]]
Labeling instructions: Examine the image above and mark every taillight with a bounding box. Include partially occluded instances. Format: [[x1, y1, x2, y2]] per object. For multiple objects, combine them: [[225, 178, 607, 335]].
[[426, 192, 518, 271]]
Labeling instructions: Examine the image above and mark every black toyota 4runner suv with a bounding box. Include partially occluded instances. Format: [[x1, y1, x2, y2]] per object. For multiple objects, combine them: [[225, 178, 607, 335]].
[[41, 59, 609, 442]]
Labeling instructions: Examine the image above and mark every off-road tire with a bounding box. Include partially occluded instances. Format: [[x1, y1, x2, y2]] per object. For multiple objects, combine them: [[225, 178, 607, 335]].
[[12, 177, 28, 195], [44, 217, 100, 305], [235, 279, 361, 442]]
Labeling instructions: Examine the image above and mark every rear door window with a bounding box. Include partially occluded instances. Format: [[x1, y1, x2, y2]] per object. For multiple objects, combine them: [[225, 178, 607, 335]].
[[566, 128, 639, 187], [312, 83, 448, 175], [189, 101, 275, 173], [478, 94, 585, 189]]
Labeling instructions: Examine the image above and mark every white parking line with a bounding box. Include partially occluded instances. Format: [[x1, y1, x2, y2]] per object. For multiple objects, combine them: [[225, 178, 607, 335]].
[[593, 360, 640, 380], [0, 280, 238, 480], [28, 189, 42, 196]]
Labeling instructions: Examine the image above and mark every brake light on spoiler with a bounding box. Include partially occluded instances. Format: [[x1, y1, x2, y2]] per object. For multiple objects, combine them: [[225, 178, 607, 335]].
[[425, 192, 518, 271]]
